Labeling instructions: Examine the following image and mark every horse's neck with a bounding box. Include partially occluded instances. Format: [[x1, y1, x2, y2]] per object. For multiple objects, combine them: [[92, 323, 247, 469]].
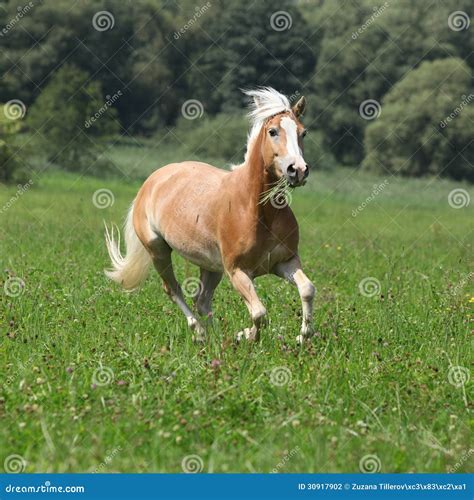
[[239, 131, 278, 222]]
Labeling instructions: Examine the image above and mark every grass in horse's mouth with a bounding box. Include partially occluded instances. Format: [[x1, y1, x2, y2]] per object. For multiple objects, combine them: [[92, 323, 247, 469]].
[[259, 176, 290, 205]]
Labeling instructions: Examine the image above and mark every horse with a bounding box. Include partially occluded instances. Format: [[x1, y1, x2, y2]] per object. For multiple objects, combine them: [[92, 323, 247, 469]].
[[104, 87, 315, 344]]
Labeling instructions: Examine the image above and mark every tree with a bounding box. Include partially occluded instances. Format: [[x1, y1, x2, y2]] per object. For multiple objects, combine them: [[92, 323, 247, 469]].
[[28, 64, 119, 172], [304, 0, 473, 166], [182, 0, 317, 115], [363, 58, 474, 182]]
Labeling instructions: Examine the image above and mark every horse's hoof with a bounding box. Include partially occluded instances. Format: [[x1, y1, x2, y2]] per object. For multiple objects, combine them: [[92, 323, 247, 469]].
[[188, 317, 206, 343], [236, 327, 259, 342]]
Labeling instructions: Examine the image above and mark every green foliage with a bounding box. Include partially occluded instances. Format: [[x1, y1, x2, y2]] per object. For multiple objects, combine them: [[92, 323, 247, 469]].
[[363, 59, 474, 181], [182, 0, 316, 114], [169, 114, 248, 165], [306, 0, 473, 167], [27, 64, 119, 172], [0, 107, 29, 184]]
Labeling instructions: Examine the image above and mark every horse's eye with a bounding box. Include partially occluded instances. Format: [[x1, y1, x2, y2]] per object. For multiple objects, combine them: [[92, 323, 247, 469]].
[[268, 128, 278, 137]]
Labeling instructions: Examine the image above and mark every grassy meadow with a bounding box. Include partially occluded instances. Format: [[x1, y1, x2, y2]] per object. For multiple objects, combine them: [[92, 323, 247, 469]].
[[0, 143, 472, 473]]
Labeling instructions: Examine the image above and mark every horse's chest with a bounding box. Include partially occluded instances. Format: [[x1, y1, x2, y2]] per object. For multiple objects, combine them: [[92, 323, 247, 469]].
[[251, 241, 292, 276]]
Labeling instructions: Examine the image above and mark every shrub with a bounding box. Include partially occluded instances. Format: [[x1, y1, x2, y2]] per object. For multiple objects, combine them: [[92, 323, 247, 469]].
[[27, 64, 119, 173], [363, 58, 474, 182]]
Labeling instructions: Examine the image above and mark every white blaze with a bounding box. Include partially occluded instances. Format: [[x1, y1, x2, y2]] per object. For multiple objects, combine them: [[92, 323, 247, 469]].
[[280, 116, 300, 157]]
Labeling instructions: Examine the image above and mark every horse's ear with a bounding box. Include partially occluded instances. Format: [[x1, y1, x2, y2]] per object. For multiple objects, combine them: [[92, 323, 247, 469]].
[[292, 96, 306, 117]]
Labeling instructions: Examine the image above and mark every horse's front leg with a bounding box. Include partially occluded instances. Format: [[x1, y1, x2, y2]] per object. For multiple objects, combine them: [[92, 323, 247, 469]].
[[227, 268, 267, 342], [273, 256, 315, 344]]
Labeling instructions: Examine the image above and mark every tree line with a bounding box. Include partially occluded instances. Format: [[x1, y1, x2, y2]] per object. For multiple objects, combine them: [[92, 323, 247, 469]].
[[0, 0, 472, 182]]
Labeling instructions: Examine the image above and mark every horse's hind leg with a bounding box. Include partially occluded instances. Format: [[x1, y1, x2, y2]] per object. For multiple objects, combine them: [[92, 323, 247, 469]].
[[194, 269, 222, 319], [150, 239, 205, 342]]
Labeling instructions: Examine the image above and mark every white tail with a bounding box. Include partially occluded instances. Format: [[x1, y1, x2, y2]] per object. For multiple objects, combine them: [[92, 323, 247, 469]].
[[104, 204, 151, 290]]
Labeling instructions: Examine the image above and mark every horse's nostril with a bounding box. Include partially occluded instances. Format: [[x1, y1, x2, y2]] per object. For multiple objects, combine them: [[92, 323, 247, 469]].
[[287, 164, 296, 175], [304, 165, 309, 178]]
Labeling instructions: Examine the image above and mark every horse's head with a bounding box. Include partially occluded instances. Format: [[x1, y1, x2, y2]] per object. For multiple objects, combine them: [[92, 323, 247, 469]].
[[261, 97, 308, 187]]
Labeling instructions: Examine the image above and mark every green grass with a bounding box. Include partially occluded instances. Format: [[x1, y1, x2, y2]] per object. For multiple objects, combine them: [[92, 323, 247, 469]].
[[0, 158, 472, 473]]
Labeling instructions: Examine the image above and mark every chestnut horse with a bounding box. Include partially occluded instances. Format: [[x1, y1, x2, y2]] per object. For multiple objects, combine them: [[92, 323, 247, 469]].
[[105, 88, 315, 343]]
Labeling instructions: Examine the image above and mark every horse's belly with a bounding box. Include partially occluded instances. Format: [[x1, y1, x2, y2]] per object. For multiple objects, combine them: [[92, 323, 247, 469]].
[[173, 245, 223, 272]]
